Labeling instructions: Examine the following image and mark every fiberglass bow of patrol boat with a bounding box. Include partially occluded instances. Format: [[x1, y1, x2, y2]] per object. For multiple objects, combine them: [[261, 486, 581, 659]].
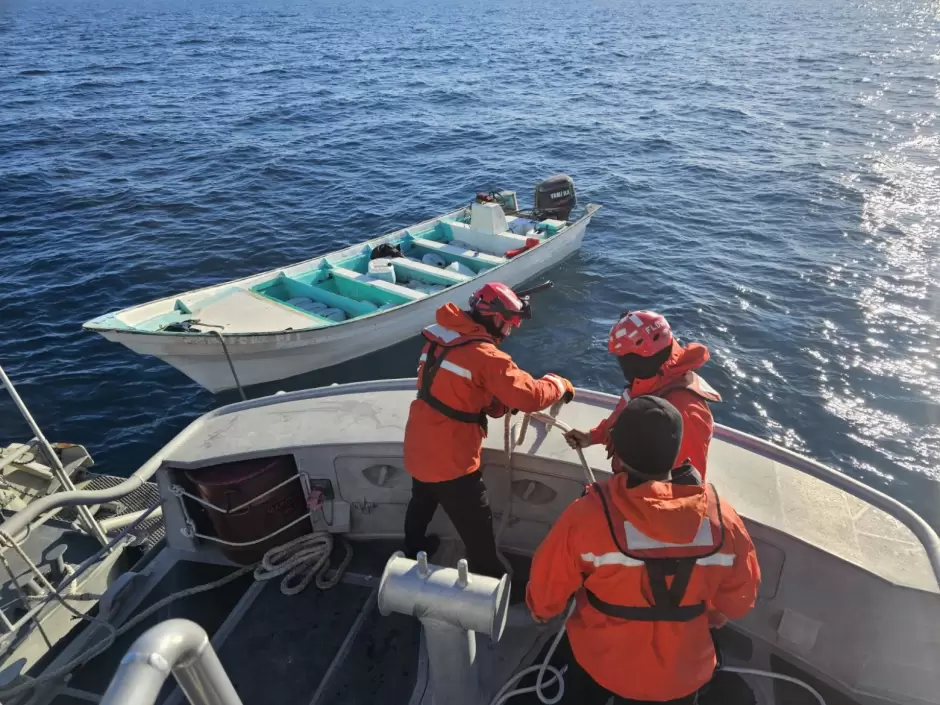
[[1, 379, 938, 705]]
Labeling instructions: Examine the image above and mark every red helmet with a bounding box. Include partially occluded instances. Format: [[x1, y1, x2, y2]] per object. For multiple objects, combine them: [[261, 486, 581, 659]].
[[469, 282, 530, 336], [608, 311, 673, 357]]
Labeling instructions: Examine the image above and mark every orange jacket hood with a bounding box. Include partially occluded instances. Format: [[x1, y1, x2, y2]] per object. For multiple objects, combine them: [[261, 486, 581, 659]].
[[606, 471, 708, 545], [631, 342, 711, 397], [433, 304, 495, 340]]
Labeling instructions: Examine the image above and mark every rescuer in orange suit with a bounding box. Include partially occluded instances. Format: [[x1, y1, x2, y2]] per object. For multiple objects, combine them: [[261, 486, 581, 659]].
[[565, 310, 721, 478], [403, 282, 574, 579], [527, 395, 760, 704]]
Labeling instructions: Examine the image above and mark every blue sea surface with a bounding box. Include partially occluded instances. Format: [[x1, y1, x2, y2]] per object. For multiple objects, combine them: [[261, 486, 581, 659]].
[[1, 0, 938, 521]]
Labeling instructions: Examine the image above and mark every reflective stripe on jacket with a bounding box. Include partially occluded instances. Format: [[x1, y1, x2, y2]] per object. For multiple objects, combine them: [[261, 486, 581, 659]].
[[526, 471, 760, 701], [584, 476, 723, 623], [416, 323, 493, 429], [403, 304, 565, 483]]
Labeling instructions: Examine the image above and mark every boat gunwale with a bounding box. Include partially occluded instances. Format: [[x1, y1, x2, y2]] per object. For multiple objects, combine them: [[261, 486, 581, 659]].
[[2, 377, 938, 590], [181, 378, 940, 587], [82, 204, 601, 339]]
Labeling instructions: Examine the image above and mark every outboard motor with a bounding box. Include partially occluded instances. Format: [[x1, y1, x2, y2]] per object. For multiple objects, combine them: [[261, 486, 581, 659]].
[[534, 174, 577, 221]]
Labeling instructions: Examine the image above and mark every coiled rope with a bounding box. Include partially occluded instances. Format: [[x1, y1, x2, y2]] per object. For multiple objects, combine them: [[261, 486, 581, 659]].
[[254, 531, 353, 595]]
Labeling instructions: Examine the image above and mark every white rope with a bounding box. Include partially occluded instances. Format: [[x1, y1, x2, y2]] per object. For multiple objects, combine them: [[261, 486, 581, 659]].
[[0, 526, 353, 699], [495, 409, 597, 581], [526, 412, 596, 484], [253, 530, 353, 595], [721, 667, 827, 705], [489, 601, 575, 705]]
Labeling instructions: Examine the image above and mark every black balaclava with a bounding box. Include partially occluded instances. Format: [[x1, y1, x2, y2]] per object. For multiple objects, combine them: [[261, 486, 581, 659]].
[[469, 309, 505, 342], [610, 395, 683, 487], [617, 343, 674, 384]]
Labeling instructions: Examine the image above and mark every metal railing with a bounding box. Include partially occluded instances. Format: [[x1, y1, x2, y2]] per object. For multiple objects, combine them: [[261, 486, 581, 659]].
[[100, 619, 243, 705], [0, 363, 108, 546], [0, 384, 205, 540], [0, 499, 162, 665], [172, 471, 318, 548]]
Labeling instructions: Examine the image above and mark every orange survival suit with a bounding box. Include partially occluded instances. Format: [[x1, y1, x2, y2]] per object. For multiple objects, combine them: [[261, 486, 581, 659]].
[[526, 466, 760, 701], [590, 342, 721, 477], [404, 304, 566, 483]]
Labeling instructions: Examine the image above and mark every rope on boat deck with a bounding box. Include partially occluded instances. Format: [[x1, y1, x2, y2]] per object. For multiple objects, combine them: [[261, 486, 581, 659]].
[[254, 531, 353, 595], [0, 524, 352, 699], [490, 601, 576, 705]]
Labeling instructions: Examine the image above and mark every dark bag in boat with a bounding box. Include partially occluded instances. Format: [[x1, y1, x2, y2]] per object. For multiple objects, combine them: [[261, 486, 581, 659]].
[[371, 244, 404, 260]]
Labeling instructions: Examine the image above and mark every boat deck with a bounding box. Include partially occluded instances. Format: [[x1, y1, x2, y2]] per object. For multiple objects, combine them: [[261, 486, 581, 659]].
[[164, 383, 940, 596], [43, 539, 856, 705], [191, 289, 334, 334]]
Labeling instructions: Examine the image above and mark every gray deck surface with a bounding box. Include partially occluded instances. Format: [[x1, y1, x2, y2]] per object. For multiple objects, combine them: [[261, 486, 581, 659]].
[[217, 581, 375, 704], [215, 539, 420, 705], [42, 538, 870, 705], [0, 521, 100, 613], [312, 608, 422, 705], [49, 561, 254, 704], [202, 539, 421, 705], [342, 538, 403, 576]]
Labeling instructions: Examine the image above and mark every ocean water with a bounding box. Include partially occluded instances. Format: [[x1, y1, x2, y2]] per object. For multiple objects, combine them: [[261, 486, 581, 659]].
[[1, 0, 939, 522]]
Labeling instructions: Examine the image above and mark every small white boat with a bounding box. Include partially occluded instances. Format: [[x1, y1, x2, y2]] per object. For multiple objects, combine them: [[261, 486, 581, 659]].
[[84, 176, 601, 393]]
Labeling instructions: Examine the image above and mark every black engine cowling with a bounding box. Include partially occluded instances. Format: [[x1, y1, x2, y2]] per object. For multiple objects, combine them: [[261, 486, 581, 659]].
[[534, 174, 577, 221]]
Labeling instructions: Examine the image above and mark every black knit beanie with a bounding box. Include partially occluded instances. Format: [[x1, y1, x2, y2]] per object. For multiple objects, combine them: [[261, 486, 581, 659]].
[[611, 395, 684, 480]]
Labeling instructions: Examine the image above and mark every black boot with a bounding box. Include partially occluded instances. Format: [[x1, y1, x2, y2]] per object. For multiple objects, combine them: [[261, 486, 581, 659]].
[[404, 534, 441, 561]]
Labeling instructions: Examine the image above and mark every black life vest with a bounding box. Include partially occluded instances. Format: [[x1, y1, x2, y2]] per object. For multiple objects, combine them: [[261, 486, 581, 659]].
[[416, 324, 493, 432]]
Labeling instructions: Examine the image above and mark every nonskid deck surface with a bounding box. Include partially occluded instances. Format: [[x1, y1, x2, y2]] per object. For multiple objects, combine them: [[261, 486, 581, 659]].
[[510, 626, 862, 705], [167, 540, 422, 705], [43, 539, 862, 705], [43, 541, 418, 705], [215, 577, 419, 705]]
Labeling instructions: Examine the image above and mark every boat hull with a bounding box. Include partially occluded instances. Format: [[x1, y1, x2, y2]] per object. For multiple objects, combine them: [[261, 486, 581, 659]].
[[97, 212, 595, 392]]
